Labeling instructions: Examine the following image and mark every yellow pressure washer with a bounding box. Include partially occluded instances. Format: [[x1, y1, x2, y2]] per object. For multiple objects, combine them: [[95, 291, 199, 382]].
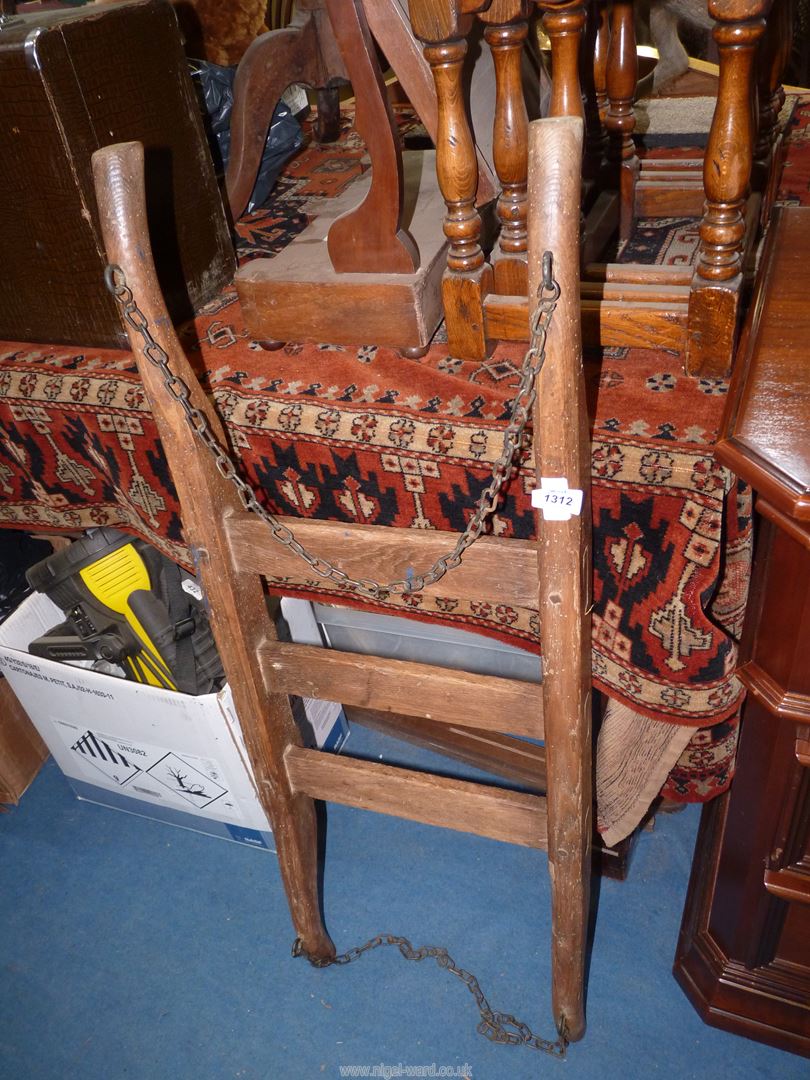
[[26, 528, 223, 695]]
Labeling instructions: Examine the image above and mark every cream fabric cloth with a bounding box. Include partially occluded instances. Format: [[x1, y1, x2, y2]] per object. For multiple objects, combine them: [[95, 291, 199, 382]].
[[596, 699, 694, 847]]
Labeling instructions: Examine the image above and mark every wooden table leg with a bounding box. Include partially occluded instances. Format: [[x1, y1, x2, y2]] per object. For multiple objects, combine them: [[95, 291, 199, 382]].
[[605, 0, 639, 241], [481, 4, 531, 297], [226, 14, 330, 221], [685, 1, 766, 378]]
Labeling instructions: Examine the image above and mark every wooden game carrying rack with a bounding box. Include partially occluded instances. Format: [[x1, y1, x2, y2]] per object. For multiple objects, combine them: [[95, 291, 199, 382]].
[[93, 114, 594, 1042]]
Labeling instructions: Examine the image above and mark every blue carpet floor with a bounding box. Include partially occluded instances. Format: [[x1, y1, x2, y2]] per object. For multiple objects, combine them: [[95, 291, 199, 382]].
[[0, 729, 805, 1080]]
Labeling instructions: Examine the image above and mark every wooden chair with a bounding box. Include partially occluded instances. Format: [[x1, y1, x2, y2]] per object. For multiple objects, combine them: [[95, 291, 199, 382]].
[[407, 0, 794, 376], [91, 115, 593, 1044]]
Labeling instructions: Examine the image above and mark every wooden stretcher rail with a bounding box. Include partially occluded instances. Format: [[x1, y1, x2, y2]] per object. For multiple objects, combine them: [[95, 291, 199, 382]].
[[584, 263, 694, 285], [343, 706, 548, 791], [284, 745, 549, 849], [483, 294, 689, 351], [258, 641, 543, 738], [225, 513, 540, 608], [634, 183, 706, 219]]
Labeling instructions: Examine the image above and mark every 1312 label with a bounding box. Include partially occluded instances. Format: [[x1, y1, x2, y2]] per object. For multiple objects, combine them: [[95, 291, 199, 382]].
[[531, 478, 584, 521]]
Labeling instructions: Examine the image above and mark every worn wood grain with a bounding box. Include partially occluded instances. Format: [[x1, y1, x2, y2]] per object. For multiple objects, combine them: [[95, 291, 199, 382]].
[[225, 514, 540, 608], [92, 141, 335, 962], [528, 115, 592, 1042], [584, 262, 693, 285], [0, 679, 48, 805], [343, 706, 548, 790], [259, 641, 544, 737], [484, 293, 688, 351], [235, 150, 447, 350], [634, 181, 706, 219], [284, 745, 549, 848]]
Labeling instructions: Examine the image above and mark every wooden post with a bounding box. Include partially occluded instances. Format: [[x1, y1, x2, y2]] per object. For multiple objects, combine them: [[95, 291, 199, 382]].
[[527, 115, 592, 1042], [581, 0, 609, 179], [605, 0, 639, 239], [481, 0, 532, 296], [593, 0, 610, 123], [226, 0, 348, 221], [424, 36, 494, 359], [752, 0, 793, 208], [686, 0, 766, 376], [91, 141, 336, 963], [538, 0, 587, 123]]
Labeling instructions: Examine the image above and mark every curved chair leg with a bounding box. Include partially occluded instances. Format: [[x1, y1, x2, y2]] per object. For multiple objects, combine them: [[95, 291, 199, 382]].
[[226, 19, 322, 221]]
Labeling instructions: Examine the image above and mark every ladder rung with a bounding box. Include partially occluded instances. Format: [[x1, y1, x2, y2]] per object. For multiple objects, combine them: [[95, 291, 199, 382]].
[[344, 706, 548, 791], [226, 514, 539, 609], [584, 262, 694, 286], [284, 745, 549, 849], [259, 641, 543, 739]]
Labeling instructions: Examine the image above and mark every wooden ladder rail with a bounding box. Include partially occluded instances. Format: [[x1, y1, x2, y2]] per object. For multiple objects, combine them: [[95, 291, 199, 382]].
[[91, 114, 591, 1041]]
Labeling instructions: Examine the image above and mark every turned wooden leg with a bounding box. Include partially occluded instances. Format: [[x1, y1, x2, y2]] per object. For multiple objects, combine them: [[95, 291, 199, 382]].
[[528, 116, 592, 1042], [593, 0, 610, 123], [582, 0, 609, 179], [752, 0, 793, 216], [538, 0, 587, 122], [605, 0, 639, 240], [423, 37, 493, 360], [686, 5, 766, 377], [482, 11, 531, 295]]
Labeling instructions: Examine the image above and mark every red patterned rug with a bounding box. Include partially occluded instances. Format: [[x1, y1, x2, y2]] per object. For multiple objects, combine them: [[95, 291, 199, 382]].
[[2, 98, 807, 813]]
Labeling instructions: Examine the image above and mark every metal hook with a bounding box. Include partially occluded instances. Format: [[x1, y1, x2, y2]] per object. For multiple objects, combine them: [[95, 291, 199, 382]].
[[103, 263, 125, 296], [541, 250, 554, 292]]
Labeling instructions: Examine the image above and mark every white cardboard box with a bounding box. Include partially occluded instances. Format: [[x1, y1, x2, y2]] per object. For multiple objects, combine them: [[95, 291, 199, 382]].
[[0, 593, 348, 850]]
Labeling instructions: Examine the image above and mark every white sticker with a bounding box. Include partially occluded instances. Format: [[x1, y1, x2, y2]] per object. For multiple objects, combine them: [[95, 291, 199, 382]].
[[531, 477, 584, 521], [181, 577, 203, 602]]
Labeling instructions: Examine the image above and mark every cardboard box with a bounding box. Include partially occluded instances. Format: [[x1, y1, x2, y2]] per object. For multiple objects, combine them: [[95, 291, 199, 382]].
[[0, 593, 348, 850]]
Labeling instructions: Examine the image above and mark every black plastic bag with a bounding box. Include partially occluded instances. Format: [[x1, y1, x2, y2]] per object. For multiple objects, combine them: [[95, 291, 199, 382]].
[[0, 530, 53, 624], [190, 60, 303, 213]]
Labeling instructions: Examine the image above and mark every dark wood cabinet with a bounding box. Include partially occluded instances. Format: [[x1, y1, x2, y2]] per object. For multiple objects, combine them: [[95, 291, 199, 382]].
[[0, 677, 47, 805], [673, 206, 810, 1056]]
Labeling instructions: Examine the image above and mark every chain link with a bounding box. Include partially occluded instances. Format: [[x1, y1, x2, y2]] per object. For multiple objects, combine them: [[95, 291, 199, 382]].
[[291, 933, 568, 1058], [104, 259, 559, 600]]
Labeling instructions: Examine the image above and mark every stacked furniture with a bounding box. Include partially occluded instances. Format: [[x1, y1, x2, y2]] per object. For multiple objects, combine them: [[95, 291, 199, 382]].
[[230, 0, 794, 375]]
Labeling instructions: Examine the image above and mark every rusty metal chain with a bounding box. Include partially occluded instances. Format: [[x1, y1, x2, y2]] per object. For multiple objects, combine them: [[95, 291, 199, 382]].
[[104, 258, 559, 601], [292, 933, 568, 1058]]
